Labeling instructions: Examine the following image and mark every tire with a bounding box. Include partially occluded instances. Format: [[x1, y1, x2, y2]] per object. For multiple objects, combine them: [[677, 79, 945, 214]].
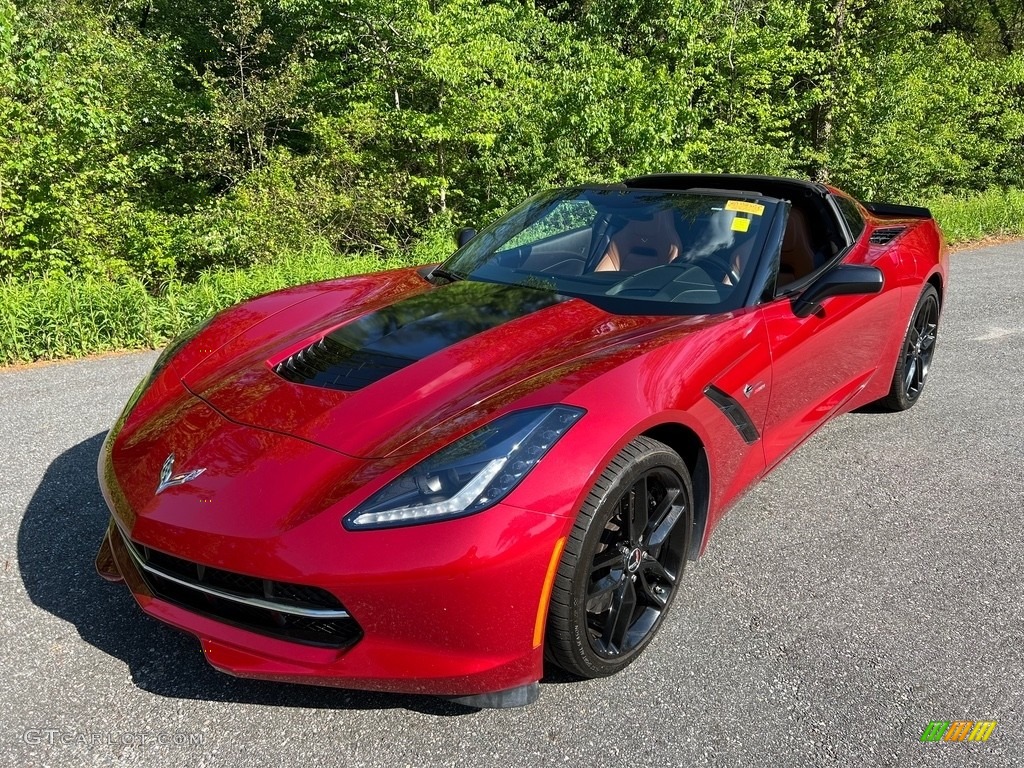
[[880, 284, 940, 411], [545, 436, 693, 678]]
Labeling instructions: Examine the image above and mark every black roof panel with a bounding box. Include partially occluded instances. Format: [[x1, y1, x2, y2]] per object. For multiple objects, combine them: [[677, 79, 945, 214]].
[[624, 173, 830, 200]]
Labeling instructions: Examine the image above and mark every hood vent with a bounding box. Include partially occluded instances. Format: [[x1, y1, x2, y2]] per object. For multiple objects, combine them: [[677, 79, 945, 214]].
[[273, 281, 562, 392], [869, 226, 906, 245], [274, 335, 413, 392]]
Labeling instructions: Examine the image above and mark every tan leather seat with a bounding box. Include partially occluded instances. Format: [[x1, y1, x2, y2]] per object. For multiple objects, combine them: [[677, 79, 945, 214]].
[[595, 209, 682, 272], [688, 209, 751, 286], [778, 207, 816, 284]]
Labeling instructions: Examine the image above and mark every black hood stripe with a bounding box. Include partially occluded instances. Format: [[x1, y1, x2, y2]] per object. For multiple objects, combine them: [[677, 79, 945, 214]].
[[274, 281, 562, 391]]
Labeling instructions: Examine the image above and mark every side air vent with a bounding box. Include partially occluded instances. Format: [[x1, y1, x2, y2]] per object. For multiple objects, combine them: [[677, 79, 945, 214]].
[[703, 385, 759, 445], [869, 226, 906, 246]]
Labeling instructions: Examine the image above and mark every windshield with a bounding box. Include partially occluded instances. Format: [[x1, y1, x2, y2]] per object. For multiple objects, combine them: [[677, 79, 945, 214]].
[[441, 187, 782, 315]]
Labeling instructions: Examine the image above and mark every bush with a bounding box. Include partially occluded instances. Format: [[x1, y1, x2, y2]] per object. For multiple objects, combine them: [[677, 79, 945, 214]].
[[3, 0, 1024, 285]]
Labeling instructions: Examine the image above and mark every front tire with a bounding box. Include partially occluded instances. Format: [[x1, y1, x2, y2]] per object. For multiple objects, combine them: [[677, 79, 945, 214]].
[[545, 436, 693, 678], [881, 284, 940, 411]]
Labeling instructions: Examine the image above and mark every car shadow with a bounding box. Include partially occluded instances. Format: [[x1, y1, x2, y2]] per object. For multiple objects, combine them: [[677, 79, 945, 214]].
[[17, 433, 476, 716], [850, 402, 894, 415]]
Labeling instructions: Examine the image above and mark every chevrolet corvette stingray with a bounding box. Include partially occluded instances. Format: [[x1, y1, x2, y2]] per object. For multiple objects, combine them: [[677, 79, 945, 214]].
[[95, 174, 947, 708]]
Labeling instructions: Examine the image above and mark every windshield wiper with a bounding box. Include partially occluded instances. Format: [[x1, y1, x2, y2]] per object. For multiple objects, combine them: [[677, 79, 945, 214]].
[[429, 266, 464, 284]]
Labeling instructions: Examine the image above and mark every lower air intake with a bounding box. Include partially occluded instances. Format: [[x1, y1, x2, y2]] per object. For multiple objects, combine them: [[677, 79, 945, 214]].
[[118, 528, 362, 649]]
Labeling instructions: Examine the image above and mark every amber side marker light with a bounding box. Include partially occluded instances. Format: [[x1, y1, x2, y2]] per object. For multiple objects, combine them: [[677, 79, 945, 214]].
[[533, 537, 567, 648]]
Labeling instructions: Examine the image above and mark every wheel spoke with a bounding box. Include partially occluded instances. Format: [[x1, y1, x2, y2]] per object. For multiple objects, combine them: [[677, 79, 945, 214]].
[[627, 479, 649, 545], [918, 304, 932, 330], [587, 572, 622, 613], [601, 578, 637, 652], [591, 547, 622, 574], [904, 356, 917, 392], [920, 323, 937, 351], [647, 488, 683, 549], [637, 569, 668, 607], [641, 556, 676, 585]]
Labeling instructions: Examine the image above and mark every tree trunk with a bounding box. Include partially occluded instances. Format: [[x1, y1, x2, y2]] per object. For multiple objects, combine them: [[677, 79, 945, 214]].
[[816, 0, 848, 184], [985, 0, 1015, 54], [438, 146, 447, 211]]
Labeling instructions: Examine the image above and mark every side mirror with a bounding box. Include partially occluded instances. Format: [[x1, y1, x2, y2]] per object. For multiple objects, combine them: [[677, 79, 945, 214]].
[[792, 265, 883, 317], [456, 227, 477, 248]]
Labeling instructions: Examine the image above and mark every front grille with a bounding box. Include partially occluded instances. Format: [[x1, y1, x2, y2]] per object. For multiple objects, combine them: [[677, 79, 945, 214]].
[[118, 529, 361, 649], [869, 226, 906, 245]]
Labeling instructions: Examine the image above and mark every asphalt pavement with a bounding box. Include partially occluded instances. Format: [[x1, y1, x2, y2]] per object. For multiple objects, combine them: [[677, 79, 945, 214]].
[[1, 242, 1021, 767]]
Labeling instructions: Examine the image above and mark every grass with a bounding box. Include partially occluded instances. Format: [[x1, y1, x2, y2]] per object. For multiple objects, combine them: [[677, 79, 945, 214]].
[[2, 188, 1022, 367], [0, 248, 420, 366], [928, 187, 1024, 245]]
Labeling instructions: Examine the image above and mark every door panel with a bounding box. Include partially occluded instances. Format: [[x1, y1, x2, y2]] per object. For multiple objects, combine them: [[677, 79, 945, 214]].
[[761, 243, 903, 468], [673, 310, 772, 516]]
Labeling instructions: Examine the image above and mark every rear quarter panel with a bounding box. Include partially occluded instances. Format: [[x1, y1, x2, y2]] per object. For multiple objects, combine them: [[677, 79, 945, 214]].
[[846, 213, 948, 409]]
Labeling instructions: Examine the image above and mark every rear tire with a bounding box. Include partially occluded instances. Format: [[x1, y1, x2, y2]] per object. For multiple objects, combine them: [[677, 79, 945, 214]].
[[545, 436, 693, 679], [880, 284, 940, 411]]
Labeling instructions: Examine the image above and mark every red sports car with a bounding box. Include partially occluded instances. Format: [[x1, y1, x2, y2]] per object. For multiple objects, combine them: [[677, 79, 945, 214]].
[[96, 174, 947, 708]]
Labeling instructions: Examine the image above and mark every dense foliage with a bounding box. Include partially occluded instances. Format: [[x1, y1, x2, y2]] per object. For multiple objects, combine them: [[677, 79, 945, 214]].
[[1, 0, 1022, 287]]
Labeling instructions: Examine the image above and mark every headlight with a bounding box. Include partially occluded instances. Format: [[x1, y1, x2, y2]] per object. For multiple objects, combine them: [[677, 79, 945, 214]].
[[343, 406, 585, 530]]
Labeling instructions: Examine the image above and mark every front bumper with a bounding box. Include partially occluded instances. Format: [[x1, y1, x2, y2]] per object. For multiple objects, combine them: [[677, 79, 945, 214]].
[[95, 367, 576, 702], [96, 499, 567, 699]]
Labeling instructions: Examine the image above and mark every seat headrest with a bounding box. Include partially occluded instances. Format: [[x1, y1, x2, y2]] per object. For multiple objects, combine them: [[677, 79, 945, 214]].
[[782, 208, 809, 249]]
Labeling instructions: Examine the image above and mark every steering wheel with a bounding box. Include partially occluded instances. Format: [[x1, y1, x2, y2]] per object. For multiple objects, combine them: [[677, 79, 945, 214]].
[[689, 251, 741, 286]]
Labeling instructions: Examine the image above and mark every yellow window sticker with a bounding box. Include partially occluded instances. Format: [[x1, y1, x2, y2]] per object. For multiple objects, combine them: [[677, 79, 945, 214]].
[[731, 216, 751, 232], [725, 200, 765, 216]]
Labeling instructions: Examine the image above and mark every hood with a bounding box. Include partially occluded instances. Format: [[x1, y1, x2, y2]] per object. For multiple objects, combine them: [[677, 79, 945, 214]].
[[105, 385, 375, 550], [179, 275, 713, 458]]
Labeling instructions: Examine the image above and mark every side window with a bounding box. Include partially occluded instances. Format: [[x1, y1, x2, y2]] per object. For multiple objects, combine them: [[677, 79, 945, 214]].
[[499, 201, 597, 251], [834, 195, 865, 239]]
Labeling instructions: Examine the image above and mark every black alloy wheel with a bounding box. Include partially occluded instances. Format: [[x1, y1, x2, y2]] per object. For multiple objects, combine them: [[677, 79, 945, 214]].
[[882, 284, 940, 411], [545, 436, 693, 678]]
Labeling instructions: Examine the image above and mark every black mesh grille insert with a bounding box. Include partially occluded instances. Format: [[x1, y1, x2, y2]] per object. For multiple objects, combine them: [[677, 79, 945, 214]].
[[123, 532, 361, 649], [869, 226, 906, 245]]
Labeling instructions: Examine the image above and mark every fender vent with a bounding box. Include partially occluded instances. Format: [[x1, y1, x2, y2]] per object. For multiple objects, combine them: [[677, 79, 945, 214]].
[[703, 385, 759, 444], [869, 226, 906, 245]]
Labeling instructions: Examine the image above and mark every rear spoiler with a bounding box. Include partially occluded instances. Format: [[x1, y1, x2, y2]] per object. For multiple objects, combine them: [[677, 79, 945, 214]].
[[863, 201, 932, 219]]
